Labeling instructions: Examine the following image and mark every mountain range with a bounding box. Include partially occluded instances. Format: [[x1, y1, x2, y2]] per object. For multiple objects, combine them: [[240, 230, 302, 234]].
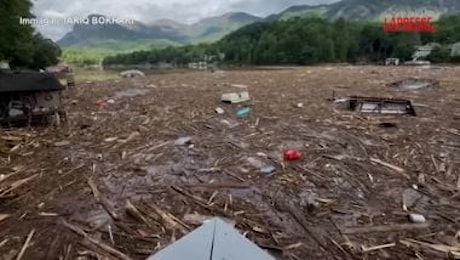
[[57, 0, 460, 50], [57, 12, 262, 49]]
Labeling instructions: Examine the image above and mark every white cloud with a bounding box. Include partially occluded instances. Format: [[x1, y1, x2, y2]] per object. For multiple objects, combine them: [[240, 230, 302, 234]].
[[42, 10, 67, 19], [31, 0, 338, 40]]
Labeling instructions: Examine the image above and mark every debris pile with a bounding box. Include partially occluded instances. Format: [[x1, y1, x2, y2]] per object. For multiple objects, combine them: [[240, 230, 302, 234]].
[[0, 66, 459, 259]]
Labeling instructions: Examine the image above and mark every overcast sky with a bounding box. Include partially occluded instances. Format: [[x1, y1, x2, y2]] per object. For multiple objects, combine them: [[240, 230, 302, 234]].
[[31, 0, 338, 40]]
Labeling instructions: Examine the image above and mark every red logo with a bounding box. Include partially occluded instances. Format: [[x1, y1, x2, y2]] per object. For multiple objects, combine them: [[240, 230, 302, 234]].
[[382, 16, 436, 33]]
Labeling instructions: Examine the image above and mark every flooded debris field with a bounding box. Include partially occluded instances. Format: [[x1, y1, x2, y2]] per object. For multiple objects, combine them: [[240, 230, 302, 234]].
[[0, 65, 460, 260]]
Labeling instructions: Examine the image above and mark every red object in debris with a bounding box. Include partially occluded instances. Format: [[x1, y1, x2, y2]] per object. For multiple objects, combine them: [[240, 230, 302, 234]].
[[96, 99, 108, 108], [283, 150, 301, 161]]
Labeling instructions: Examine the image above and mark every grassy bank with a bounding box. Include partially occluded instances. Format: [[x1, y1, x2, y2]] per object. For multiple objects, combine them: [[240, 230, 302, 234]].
[[73, 69, 120, 83]]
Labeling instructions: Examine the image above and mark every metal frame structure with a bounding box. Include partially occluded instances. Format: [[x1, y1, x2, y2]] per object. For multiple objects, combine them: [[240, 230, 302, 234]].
[[348, 96, 416, 116]]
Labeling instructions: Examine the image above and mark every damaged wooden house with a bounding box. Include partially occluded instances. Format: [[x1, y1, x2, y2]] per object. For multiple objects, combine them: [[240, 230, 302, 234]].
[[0, 70, 66, 126]]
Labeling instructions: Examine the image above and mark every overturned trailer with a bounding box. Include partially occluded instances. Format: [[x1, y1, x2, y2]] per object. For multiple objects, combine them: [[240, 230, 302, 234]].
[[0, 70, 66, 126]]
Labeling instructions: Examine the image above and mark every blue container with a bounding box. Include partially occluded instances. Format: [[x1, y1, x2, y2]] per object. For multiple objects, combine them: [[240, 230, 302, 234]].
[[236, 107, 251, 117]]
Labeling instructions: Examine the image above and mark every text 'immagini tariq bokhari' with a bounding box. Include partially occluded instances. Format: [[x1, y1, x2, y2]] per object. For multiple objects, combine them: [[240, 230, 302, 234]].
[[382, 16, 437, 33]]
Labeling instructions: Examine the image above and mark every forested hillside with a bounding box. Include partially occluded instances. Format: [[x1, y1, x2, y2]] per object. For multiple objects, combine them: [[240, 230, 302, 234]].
[[62, 0, 460, 65], [0, 0, 61, 69], [103, 15, 460, 66]]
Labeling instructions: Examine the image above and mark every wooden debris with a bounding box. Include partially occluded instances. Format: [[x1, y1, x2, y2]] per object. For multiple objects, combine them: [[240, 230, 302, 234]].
[[361, 242, 396, 252], [329, 238, 348, 256], [171, 185, 233, 217], [87, 178, 119, 220], [108, 225, 115, 245], [16, 229, 35, 260], [370, 158, 410, 178], [1, 135, 23, 142], [38, 212, 59, 217], [0, 171, 19, 184], [284, 242, 304, 250], [104, 137, 118, 143], [445, 128, 460, 136], [224, 170, 246, 182], [170, 185, 209, 205], [0, 213, 10, 223], [183, 213, 212, 225], [125, 200, 148, 225], [342, 223, 430, 234], [323, 154, 347, 161], [274, 199, 329, 252], [0, 238, 9, 248], [63, 221, 132, 260], [0, 174, 38, 198], [185, 182, 250, 189], [64, 244, 72, 260], [401, 238, 460, 258], [370, 158, 405, 173], [147, 201, 188, 233], [431, 155, 439, 173]]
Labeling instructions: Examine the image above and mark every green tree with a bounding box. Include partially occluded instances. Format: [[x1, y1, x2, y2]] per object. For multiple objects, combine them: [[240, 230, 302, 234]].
[[0, 0, 35, 66], [427, 46, 450, 63], [31, 34, 62, 69], [0, 0, 61, 68]]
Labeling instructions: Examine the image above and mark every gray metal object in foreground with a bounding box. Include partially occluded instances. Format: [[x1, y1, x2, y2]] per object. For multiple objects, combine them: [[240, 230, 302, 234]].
[[148, 217, 275, 260]]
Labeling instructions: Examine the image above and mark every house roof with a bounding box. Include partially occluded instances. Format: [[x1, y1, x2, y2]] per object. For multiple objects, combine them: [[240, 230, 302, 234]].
[[148, 217, 275, 260], [0, 70, 64, 93]]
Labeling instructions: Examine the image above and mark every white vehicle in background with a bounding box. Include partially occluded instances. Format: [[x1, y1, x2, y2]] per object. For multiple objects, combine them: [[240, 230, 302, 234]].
[[120, 70, 145, 78]]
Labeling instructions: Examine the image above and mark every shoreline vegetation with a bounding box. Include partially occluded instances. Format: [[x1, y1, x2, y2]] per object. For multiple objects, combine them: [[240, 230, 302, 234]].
[[100, 15, 460, 67]]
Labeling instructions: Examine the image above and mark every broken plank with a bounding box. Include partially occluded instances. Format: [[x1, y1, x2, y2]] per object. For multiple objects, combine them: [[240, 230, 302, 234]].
[[185, 182, 250, 189], [84, 236, 132, 260], [342, 223, 430, 234], [401, 239, 460, 259], [170, 185, 209, 205], [16, 229, 35, 260], [125, 200, 149, 226], [0, 238, 9, 248], [0, 174, 38, 198], [64, 220, 132, 260], [370, 158, 405, 173], [0, 214, 10, 223], [361, 243, 396, 252], [170, 186, 233, 218], [0, 171, 19, 184], [146, 201, 188, 233], [370, 158, 410, 179], [445, 128, 460, 137], [223, 170, 246, 182], [87, 178, 119, 220]]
